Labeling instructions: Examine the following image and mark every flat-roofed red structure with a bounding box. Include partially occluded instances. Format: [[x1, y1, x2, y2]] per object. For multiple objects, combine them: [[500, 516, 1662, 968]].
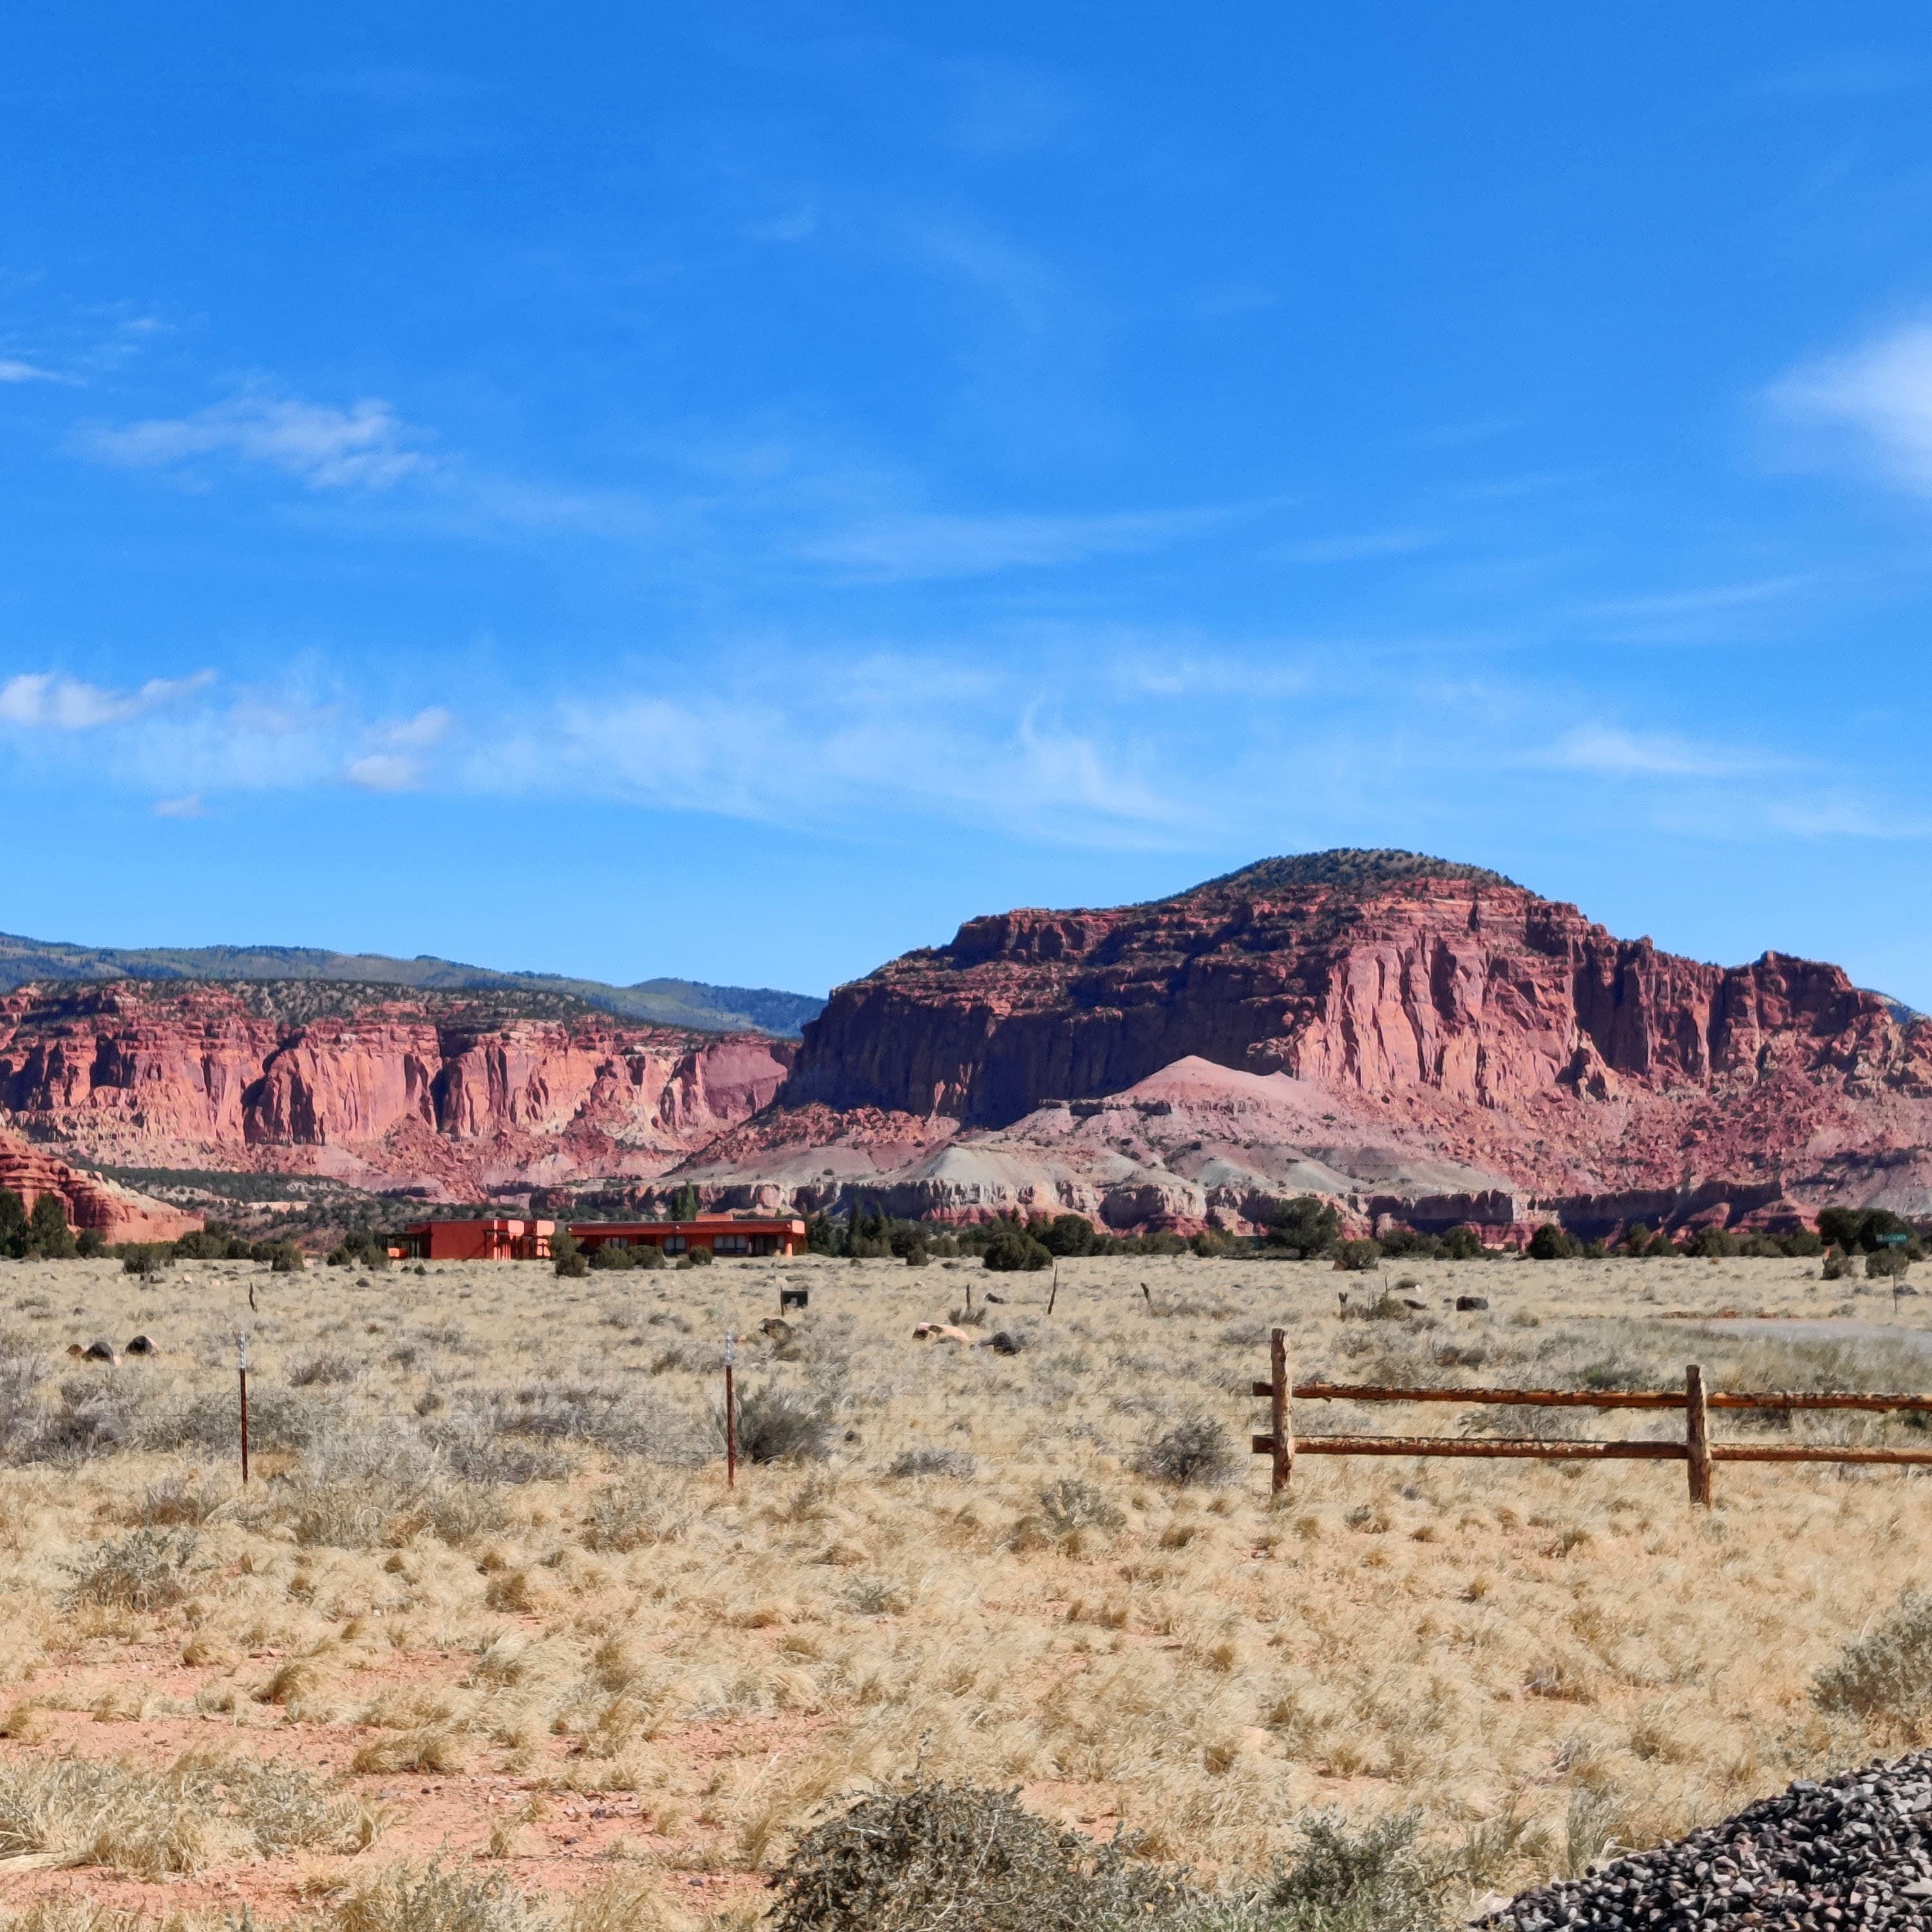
[[572, 1215, 806, 1259], [395, 1218, 554, 1262]]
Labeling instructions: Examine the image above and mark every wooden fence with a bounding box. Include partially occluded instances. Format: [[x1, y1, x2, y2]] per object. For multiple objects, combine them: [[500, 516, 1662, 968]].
[[1248, 1329, 1932, 1506]]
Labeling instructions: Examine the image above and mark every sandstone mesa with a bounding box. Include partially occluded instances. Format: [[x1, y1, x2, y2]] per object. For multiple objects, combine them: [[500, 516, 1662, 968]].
[[4, 851, 1929, 1240]]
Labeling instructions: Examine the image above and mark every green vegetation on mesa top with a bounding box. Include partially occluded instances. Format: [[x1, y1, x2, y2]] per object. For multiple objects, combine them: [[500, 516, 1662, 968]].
[[1178, 849, 1521, 898], [0, 931, 824, 1036]]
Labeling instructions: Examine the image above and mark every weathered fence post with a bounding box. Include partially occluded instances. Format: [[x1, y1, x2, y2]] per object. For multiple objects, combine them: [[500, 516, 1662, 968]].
[[1250, 1327, 1295, 1493], [235, 1331, 251, 1486], [724, 1332, 737, 1490], [1270, 1327, 1293, 1494], [1685, 1364, 1712, 1507]]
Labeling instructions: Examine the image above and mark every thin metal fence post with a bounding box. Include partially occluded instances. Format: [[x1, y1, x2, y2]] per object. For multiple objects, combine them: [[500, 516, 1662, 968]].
[[236, 1331, 251, 1486], [724, 1332, 737, 1490]]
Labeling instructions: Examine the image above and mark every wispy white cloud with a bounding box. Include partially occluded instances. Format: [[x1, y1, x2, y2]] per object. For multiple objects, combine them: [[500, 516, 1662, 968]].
[[0, 668, 214, 730], [1540, 726, 1776, 780], [743, 207, 819, 244], [1772, 323, 1932, 494], [153, 793, 206, 819], [1584, 576, 1815, 620], [1274, 528, 1437, 566], [800, 502, 1256, 582], [0, 359, 53, 383], [1761, 53, 1915, 99], [79, 389, 426, 490], [345, 752, 422, 791], [940, 57, 1077, 159], [377, 706, 452, 749]]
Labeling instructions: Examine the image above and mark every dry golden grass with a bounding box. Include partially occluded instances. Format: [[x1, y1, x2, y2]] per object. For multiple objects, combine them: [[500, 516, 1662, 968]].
[[0, 1245, 1928, 1927]]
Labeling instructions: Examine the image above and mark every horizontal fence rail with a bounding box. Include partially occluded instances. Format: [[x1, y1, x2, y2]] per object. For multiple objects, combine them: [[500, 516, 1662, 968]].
[[1248, 1333, 1932, 1507], [1272, 1381, 1932, 1414]]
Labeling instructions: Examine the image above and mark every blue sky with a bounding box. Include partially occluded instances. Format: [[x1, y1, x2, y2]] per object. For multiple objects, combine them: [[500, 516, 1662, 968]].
[[5, 5, 1932, 1005]]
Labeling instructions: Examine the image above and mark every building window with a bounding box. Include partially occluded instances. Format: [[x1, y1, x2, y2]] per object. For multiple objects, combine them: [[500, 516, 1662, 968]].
[[714, 1235, 751, 1255], [663, 1235, 687, 1255]]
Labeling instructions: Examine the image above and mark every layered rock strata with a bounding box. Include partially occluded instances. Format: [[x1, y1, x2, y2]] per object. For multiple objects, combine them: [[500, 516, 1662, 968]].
[[0, 982, 795, 1200], [0, 1130, 200, 1243]]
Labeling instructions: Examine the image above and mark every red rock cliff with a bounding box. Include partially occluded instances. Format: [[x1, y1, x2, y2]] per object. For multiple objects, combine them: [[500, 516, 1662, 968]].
[[0, 982, 796, 1198], [0, 1128, 200, 1242], [779, 851, 1932, 1208]]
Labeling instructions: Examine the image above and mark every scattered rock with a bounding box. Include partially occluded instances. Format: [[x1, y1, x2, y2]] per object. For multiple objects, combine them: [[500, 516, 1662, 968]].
[[80, 1340, 117, 1364], [983, 1292, 1007, 1303], [1456, 1294, 1490, 1312], [981, 1331, 1025, 1355], [1488, 1752, 1932, 1932], [124, 1334, 159, 1356], [759, 1318, 794, 1342]]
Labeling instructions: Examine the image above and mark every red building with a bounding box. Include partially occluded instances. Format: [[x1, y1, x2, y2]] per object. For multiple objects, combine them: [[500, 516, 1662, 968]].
[[394, 1218, 554, 1262], [571, 1215, 806, 1259]]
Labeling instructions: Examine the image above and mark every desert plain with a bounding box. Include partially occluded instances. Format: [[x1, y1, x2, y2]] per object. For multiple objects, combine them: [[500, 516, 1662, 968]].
[[1, 1249, 1931, 1929]]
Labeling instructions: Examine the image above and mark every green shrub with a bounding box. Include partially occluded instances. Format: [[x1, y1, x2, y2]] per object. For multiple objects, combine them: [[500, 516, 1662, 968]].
[[1333, 1239, 1380, 1273], [267, 1242, 306, 1273], [632, 1243, 665, 1271], [679, 1245, 713, 1268], [588, 1243, 635, 1271], [1822, 1245, 1851, 1282], [1817, 1206, 1922, 1257], [1869, 1247, 1912, 1280], [1527, 1223, 1575, 1261], [0, 1188, 25, 1255], [555, 1251, 589, 1279], [1686, 1224, 1738, 1258], [1439, 1223, 1484, 1261], [983, 1225, 1052, 1273], [122, 1244, 171, 1278], [1032, 1213, 1101, 1257], [1786, 1227, 1823, 1256], [25, 1193, 77, 1260], [1267, 1807, 1444, 1932], [1267, 1195, 1340, 1257]]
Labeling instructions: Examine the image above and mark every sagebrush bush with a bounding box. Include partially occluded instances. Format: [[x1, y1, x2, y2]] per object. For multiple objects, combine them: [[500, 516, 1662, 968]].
[[0, 1750, 377, 1877], [1267, 1808, 1444, 1932], [766, 1780, 1191, 1932], [726, 1383, 833, 1463], [1036, 1477, 1124, 1537], [333, 1857, 540, 1932], [887, 1446, 977, 1480], [1133, 1416, 1235, 1487], [62, 1528, 200, 1610], [288, 1350, 358, 1388], [1812, 1589, 1932, 1734]]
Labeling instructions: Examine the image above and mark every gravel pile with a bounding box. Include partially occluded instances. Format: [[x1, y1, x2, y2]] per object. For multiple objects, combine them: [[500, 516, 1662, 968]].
[[1492, 1756, 1932, 1931]]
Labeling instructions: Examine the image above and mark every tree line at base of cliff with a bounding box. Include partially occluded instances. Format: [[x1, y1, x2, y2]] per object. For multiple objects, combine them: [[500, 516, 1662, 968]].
[[771, 1196, 1927, 1278]]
